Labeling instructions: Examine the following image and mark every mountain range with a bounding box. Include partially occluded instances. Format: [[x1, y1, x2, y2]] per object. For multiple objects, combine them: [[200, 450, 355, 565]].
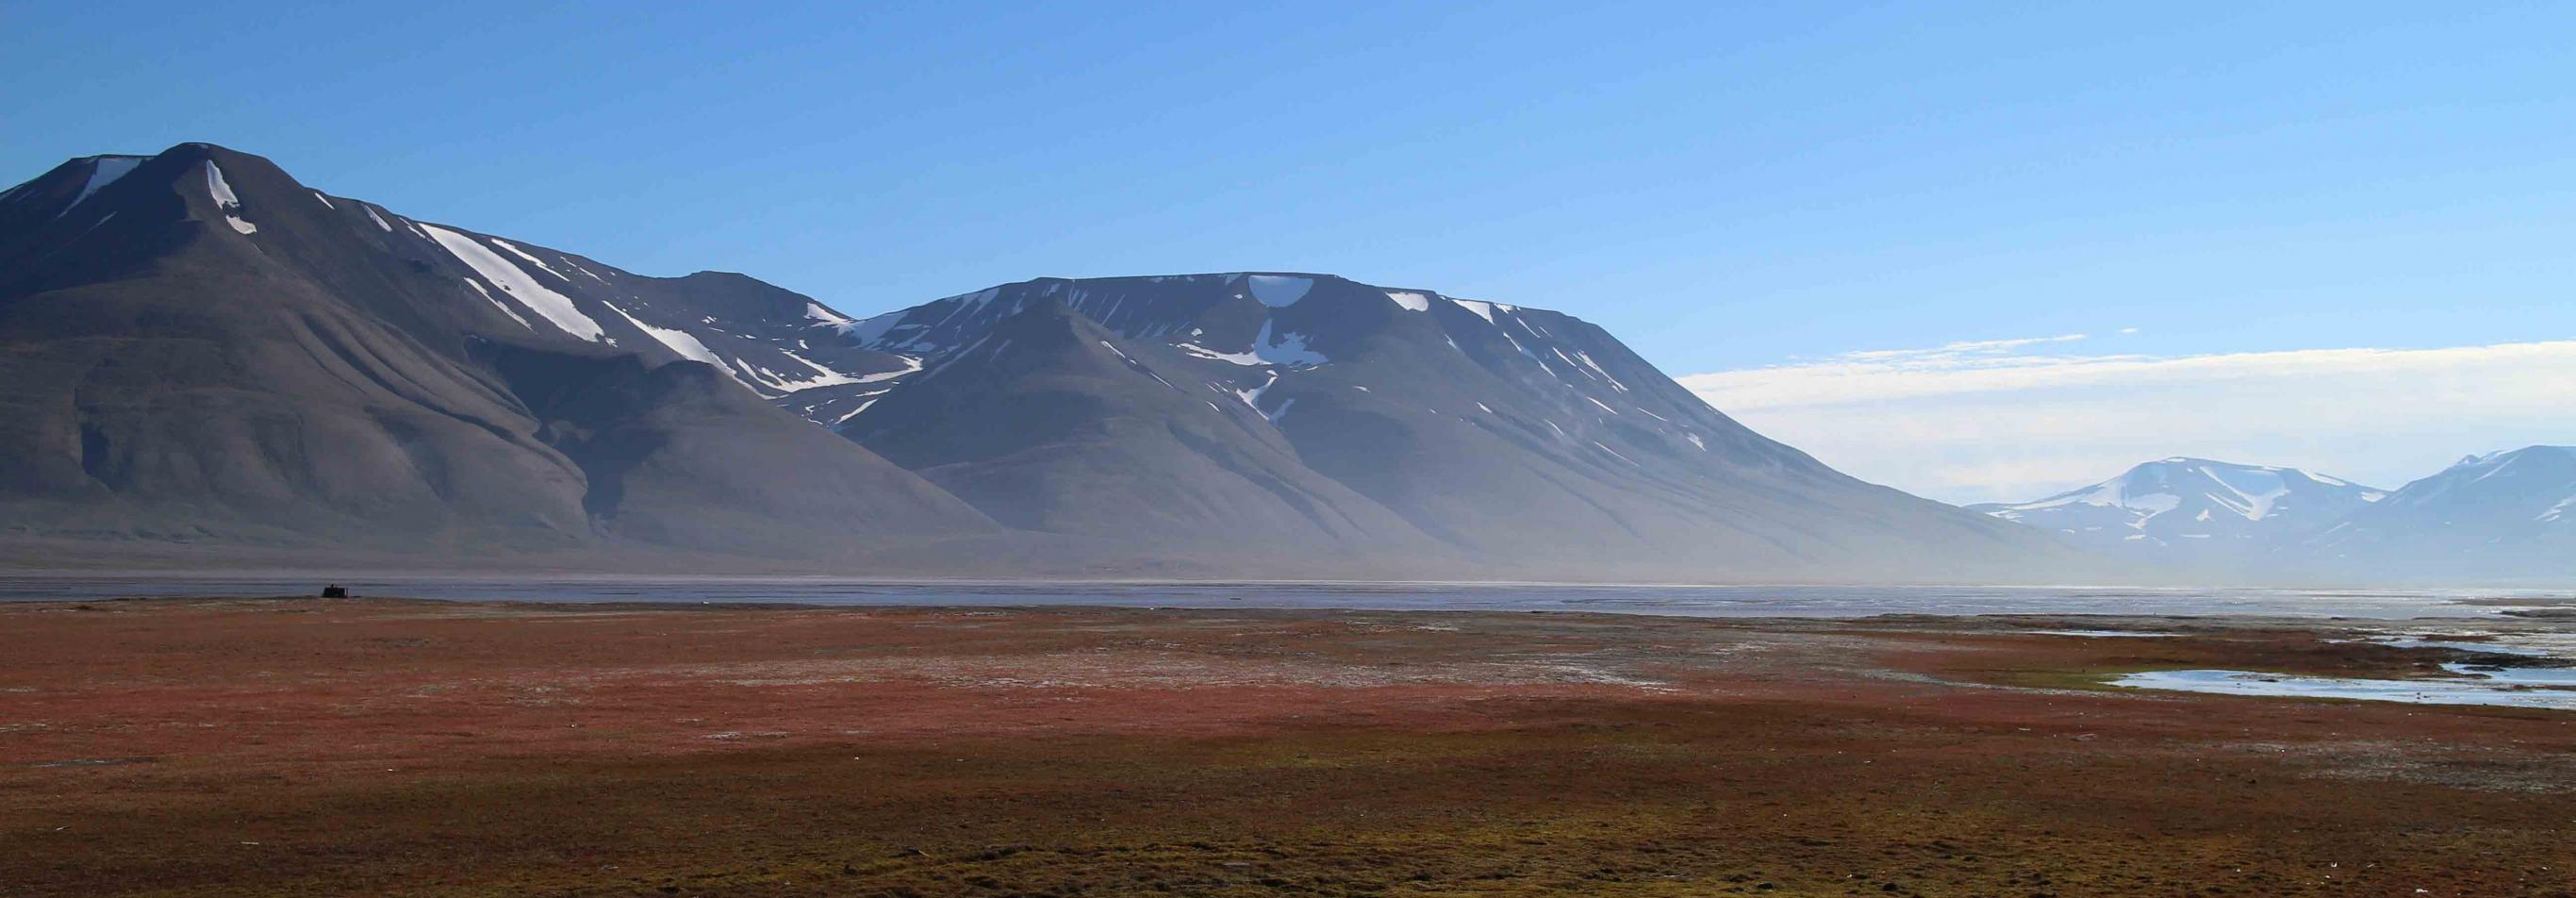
[[1969, 458, 2386, 559], [2310, 446, 2576, 581], [1973, 450, 2573, 582], [0, 142, 2102, 582]]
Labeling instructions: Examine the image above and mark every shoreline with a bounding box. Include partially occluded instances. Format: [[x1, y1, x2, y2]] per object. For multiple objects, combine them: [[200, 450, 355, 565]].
[[0, 578, 2548, 623]]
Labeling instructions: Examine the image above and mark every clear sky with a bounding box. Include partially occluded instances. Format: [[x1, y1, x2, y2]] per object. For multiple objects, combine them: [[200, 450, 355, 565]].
[[7, 2, 2571, 502]]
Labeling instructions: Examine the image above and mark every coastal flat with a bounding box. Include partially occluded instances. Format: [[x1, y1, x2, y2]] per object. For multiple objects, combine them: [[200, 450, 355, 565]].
[[1, 599, 2570, 896]]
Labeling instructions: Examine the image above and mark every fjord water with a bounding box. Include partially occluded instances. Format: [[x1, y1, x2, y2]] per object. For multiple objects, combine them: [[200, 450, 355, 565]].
[[0, 574, 2551, 619]]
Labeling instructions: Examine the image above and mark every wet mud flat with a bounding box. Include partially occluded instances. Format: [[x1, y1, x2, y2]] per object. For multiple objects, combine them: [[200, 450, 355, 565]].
[[2, 597, 2572, 897]]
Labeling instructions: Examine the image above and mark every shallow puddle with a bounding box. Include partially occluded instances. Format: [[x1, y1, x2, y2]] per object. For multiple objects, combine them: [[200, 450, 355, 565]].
[[2113, 669, 2576, 710], [2353, 636, 2558, 657], [2443, 662, 2576, 687]]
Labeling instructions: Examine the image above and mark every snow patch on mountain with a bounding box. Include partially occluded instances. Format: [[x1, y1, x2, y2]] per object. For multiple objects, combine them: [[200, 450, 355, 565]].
[[490, 239, 571, 282], [1975, 457, 2387, 560], [58, 157, 141, 216], [2198, 466, 2293, 521], [1385, 290, 1433, 311], [202, 162, 256, 234], [604, 302, 730, 374], [421, 224, 604, 341], [1247, 274, 1313, 308], [1235, 370, 1283, 416], [714, 347, 874, 396], [461, 279, 532, 330], [1178, 320, 1328, 369], [804, 303, 854, 325], [775, 348, 872, 389], [2539, 494, 2574, 524], [860, 354, 924, 383], [203, 161, 239, 207]]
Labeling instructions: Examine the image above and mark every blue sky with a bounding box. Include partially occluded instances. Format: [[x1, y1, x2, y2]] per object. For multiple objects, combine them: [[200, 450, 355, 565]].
[[7, 2, 2571, 501]]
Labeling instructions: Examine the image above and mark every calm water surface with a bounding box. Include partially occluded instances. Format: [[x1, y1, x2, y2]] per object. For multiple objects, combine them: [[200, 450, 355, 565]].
[[0, 574, 2559, 620]]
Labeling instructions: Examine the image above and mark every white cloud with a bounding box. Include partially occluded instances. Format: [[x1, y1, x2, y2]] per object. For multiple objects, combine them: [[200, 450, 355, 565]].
[[1679, 336, 2576, 506]]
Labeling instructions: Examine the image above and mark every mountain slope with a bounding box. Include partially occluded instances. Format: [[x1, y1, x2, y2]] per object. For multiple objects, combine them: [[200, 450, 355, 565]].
[[1968, 458, 2386, 566], [0, 143, 995, 558], [845, 297, 1441, 558], [2308, 446, 2576, 581], [824, 274, 2101, 581], [0, 143, 2112, 581]]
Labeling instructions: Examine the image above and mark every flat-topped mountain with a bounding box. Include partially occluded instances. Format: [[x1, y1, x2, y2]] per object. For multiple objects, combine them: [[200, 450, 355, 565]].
[[823, 274, 2090, 579]]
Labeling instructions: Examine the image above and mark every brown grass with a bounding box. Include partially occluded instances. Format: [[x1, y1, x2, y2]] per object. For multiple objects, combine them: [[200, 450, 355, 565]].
[[2, 599, 2572, 896]]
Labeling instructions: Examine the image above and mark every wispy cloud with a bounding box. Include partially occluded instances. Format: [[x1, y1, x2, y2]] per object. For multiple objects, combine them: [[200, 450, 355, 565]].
[[1842, 332, 2089, 360], [1678, 336, 2576, 505]]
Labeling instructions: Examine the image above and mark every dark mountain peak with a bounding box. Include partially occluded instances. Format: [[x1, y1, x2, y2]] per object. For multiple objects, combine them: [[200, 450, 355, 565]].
[[0, 142, 1000, 562], [137, 142, 304, 178], [131, 141, 296, 191], [5, 145, 938, 408], [1, 141, 307, 248]]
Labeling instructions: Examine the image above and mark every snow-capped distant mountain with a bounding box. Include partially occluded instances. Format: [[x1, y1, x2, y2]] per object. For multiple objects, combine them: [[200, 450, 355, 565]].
[[1969, 458, 2386, 561], [2309, 446, 2576, 581]]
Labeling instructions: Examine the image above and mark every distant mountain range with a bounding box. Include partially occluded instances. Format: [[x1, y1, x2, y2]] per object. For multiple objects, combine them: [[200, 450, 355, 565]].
[[1973, 450, 2573, 582], [0, 143, 2099, 582], [1969, 458, 2386, 557], [2311, 446, 2576, 581]]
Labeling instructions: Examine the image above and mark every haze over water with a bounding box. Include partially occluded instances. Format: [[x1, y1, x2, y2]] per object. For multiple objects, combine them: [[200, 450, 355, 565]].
[[0, 574, 2553, 620]]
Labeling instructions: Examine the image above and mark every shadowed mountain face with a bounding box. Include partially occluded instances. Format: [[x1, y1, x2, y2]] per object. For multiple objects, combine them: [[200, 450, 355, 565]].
[[0, 144, 995, 558], [824, 274, 2101, 581], [0, 143, 2101, 580]]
